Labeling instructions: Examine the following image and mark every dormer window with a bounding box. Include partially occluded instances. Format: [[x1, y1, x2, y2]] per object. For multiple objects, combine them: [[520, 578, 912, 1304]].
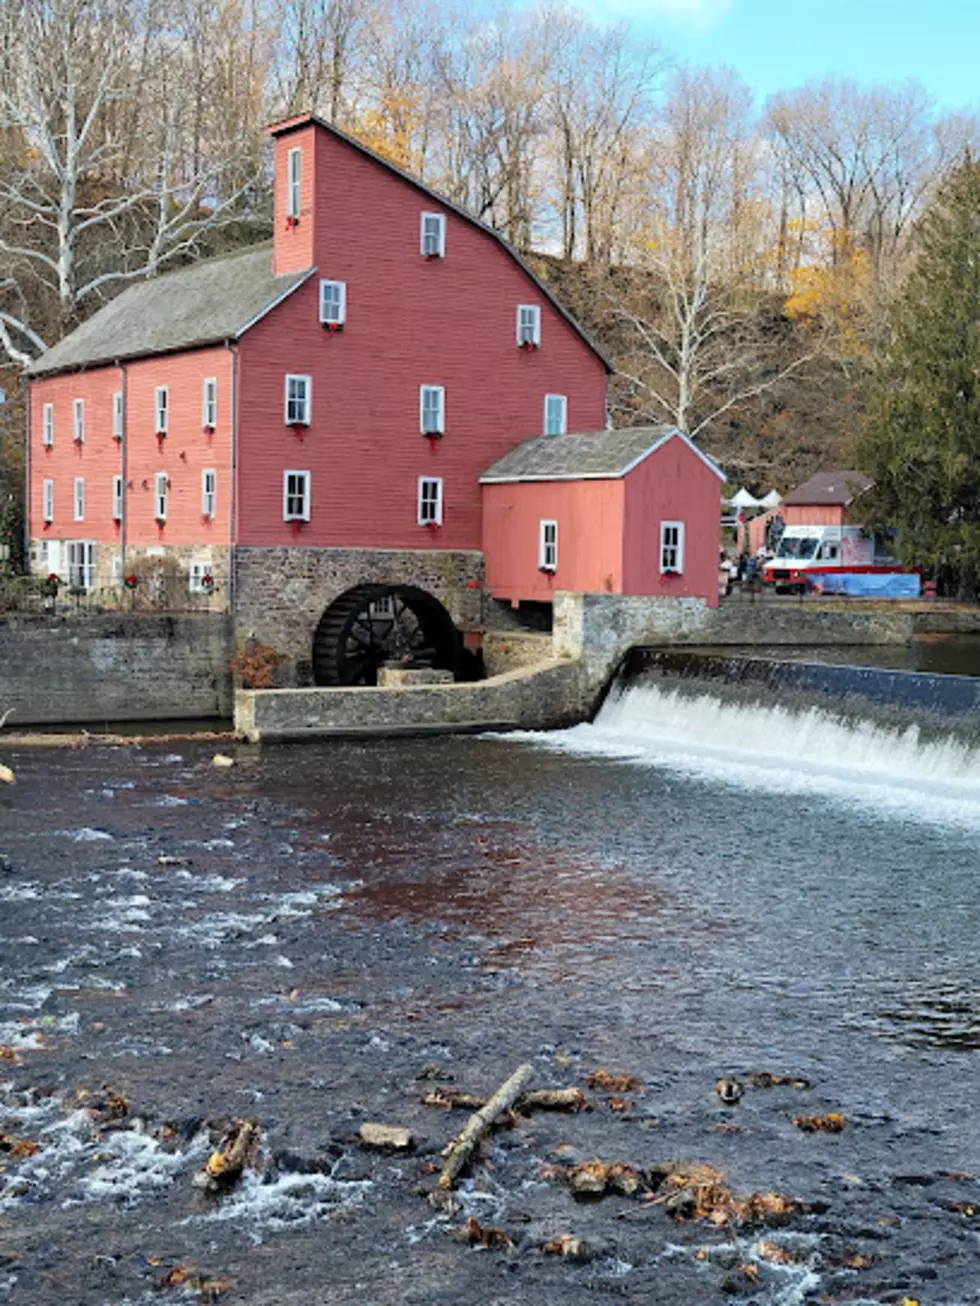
[[319, 280, 347, 329], [517, 305, 541, 349], [285, 374, 311, 426], [421, 212, 446, 259], [287, 147, 302, 222]]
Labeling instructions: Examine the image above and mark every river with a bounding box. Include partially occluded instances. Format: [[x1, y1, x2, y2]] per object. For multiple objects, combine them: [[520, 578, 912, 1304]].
[[2, 674, 980, 1303]]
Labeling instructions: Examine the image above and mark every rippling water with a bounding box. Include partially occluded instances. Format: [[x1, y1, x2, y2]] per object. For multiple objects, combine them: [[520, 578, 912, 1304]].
[[2, 727, 980, 1304]]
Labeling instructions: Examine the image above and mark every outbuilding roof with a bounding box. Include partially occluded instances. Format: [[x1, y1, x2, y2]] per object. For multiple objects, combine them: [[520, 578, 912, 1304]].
[[269, 113, 614, 375], [783, 469, 873, 507], [480, 425, 725, 483], [26, 244, 313, 377]]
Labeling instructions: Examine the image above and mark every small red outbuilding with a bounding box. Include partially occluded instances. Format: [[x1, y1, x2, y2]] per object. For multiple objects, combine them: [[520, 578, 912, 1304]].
[[480, 425, 725, 607]]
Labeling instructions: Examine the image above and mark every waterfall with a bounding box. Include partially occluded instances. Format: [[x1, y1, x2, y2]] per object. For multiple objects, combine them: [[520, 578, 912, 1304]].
[[533, 651, 980, 828]]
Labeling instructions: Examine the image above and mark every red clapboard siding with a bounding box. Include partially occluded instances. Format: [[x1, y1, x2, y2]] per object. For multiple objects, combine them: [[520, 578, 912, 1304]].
[[236, 123, 608, 551], [29, 367, 123, 544], [125, 348, 233, 547]]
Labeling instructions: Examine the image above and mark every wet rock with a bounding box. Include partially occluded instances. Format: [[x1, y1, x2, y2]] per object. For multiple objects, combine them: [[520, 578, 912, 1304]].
[[357, 1122, 413, 1151], [212, 754, 236, 768], [715, 1077, 744, 1105], [416, 1063, 455, 1081]]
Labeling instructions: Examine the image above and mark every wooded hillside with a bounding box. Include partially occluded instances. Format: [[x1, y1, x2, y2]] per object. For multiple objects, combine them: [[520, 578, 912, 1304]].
[[2, 0, 977, 501]]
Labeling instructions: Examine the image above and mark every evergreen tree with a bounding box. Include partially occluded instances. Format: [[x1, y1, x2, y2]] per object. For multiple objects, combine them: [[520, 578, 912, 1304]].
[[858, 157, 980, 596]]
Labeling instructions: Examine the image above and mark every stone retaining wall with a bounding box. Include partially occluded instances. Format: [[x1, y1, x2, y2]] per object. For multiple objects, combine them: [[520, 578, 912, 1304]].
[[236, 659, 584, 742], [0, 613, 233, 726]]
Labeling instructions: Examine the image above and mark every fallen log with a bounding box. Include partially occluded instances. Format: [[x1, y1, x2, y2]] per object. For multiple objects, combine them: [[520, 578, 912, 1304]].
[[193, 1118, 259, 1192], [438, 1063, 533, 1190], [424, 1086, 589, 1113]]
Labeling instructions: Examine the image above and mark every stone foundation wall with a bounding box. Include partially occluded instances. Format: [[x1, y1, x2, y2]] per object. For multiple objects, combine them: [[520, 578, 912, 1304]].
[[482, 631, 554, 677], [28, 538, 231, 609], [0, 612, 233, 725], [234, 545, 485, 685]]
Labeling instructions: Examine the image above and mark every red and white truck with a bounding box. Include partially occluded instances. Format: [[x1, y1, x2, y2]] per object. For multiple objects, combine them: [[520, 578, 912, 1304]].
[[762, 525, 903, 594]]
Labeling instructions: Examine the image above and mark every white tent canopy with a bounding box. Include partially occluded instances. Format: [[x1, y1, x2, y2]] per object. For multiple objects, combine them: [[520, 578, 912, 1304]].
[[730, 487, 762, 509], [760, 489, 783, 509]]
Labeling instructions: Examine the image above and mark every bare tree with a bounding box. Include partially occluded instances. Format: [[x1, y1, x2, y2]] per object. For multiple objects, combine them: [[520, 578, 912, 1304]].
[[0, 0, 262, 365]]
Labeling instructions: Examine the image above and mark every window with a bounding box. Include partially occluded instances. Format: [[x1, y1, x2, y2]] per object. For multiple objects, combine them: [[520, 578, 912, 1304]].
[[42, 479, 54, 524], [66, 540, 95, 591], [418, 477, 443, 526], [319, 280, 347, 327], [42, 403, 54, 448], [112, 475, 123, 521], [421, 211, 446, 258], [660, 521, 685, 573], [73, 398, 85, 443], [544, 394, 567, 436], [188, 561, 214, 594], [111, 555, 123, 585], [283, 470, 311, 521], [112, 391, 124, 440], [285, 374, 311, 425], [202, 378, 217, 429], [287, 147, 302, 220], [539, 520, 557, 572], [41, 540, 61, 575], [73, 477, 85, 522], [155, 386, 168, 435], [517, 304, 541, 348], [202, 469, 216, 520], [154, 472, 168, 522], [368, 595, 394, 620], [420, 385, 445, 436]]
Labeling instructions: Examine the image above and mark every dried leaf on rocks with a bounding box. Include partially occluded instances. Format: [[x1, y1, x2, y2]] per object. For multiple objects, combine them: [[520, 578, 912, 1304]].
[[606, 1096, 634, 1113], [793, 1113, 846, 1133], [0, 1131, 39, 1158], [587, 1069, 641, 1093], [749, 1072, 811, 1089], [543, 1234, 594, 1262], [193, 1118, 260, 1192], [0, 1046, 22, 1064], [0, 764, 15, 785], [465, 1217, 513, 1250], [77, 1085, 129, 1125], [566, 1159, 643, 1199], [841, 1252, 873, 1269], [659, 1165, 795, 1228]]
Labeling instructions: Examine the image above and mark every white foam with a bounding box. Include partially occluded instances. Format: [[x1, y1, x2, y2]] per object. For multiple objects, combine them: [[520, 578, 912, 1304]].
[[190, 1169, 372, 1234], [527, 683, 980, 830]]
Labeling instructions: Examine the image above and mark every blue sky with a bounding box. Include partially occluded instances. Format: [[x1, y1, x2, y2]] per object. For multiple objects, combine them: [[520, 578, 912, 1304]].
[[574, 0, 980, 111]]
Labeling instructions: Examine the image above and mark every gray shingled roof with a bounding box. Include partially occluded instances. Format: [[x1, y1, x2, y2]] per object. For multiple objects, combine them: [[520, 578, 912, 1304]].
[[783, 469, 873, 506], [481, 425, 725, 483], [27, 244, 313, 376]]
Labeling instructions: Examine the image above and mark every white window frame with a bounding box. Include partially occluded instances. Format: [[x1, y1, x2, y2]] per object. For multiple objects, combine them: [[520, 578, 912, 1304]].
[[420, 385, 445, 436], [319, 279, 347, 327], [111, 555, 123, 585], [284, 374, 311, 426], [112, 474, 123, 521], [544, 394, 567, 436], [42, 402, 54, 448], [287, 146, 302, 220], [539, 519, 558, 572], [417, 477, 443, 527], [154, 385, 168, 435], [112, 391, 124, 440], [202, 377, 217, 429], [420, 211, 446, 258], [73, 476, 85, 522], [660, 521, 685, 574], [188, 561, 213, 594], [154, 472, 168, 522], [517, 304, 541, 348], [283, 470, 311, 522], [202, 468, 216, 520], [42, 478, 54, 524], [72, 397, 85, 443], [66, 540, 95, 592]]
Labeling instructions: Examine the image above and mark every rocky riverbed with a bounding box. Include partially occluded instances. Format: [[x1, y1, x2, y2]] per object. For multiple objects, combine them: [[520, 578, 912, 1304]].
[[2, 734, 979, 1304]]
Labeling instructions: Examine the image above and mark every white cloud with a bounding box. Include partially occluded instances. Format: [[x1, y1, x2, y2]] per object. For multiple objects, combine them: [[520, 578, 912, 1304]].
[[572, 0, 735, 31]]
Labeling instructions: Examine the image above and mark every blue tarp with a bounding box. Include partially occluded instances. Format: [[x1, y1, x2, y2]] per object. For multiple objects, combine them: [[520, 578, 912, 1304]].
[[806, 572, 921, 598]]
